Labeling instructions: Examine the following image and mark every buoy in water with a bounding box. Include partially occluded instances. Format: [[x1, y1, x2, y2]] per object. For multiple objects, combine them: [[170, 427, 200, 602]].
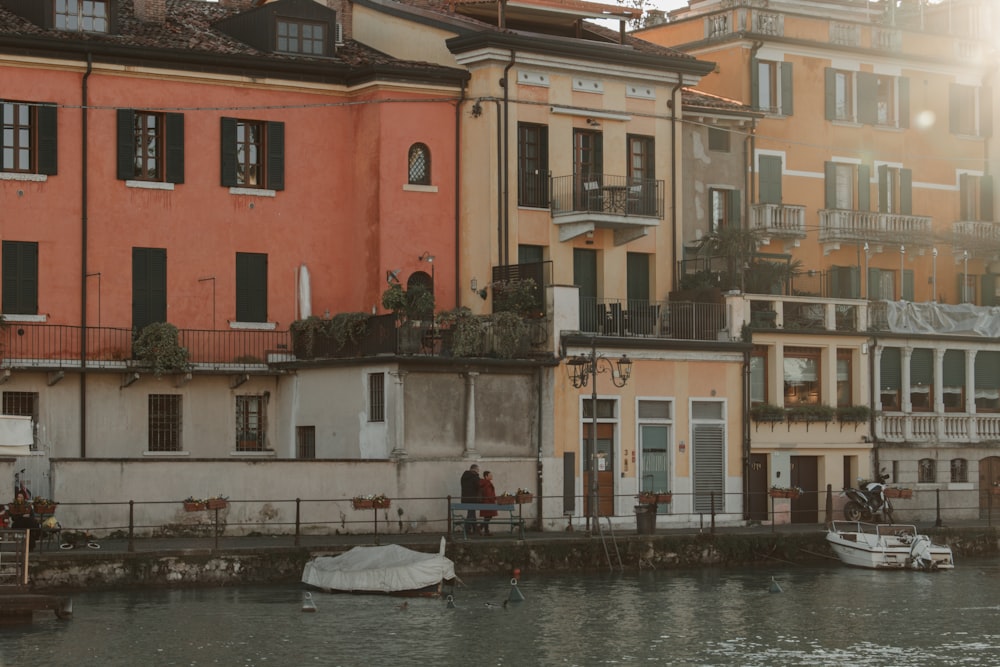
[[768, 577, 783, 594], [302, 591, 318, 612], [507, 577, 526, 602], [446, 595, 456, 609]]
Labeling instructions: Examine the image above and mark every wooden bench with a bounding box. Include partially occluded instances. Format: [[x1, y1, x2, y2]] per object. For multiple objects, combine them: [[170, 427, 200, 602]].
[[449, 502, 525, 540]]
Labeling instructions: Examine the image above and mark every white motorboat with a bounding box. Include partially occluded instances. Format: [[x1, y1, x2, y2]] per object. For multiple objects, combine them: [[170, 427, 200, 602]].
[[301, 537, 456, 597], [826, 521, 955, 570]]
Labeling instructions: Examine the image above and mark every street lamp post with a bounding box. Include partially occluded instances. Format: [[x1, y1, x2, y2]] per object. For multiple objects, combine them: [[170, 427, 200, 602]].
[[568, 339, 632, 533]]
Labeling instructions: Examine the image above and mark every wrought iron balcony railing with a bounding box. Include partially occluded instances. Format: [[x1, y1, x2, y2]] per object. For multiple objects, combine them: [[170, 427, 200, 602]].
[[550, 174, 663, 219], [578, 298, 728, 342]]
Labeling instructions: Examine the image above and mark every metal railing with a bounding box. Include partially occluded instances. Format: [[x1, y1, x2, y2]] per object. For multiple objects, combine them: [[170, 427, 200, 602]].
[[550, 174, 663, 219], [578, 297, 728, 341]]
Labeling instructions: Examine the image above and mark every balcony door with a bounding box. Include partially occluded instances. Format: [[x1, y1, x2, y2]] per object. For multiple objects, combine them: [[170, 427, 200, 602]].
[[132, 247, 167, 334], [573, 129, 602, 210], [574, 248, 598, 333], [627, 134, 655, 215]]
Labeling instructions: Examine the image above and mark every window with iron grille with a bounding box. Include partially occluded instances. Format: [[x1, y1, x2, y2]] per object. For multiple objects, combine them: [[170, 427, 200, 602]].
[[408, 143, 430, 185], [918, 458, 936, 484], [148, 394, 181, 452], [297, 426, 316, 459], [368, 373, 385, 422], [950, 458, 968, 483], [2, 391, 38, 449], [236, 395, 266, 451]]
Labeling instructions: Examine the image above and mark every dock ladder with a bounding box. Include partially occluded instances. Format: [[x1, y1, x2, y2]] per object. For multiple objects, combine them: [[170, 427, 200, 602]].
[[597, 517, 623, 572]]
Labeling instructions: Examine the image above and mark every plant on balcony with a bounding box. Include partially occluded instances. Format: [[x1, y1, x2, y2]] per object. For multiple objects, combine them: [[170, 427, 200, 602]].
[[493, 277, 541, 317], [786, 404, 836, 423], [836, 405, 872, 424], [685, 226, 802, 295], [490, 311, 529, 359], [750, 403, 786, 422], [449, 311, 487, 357], [133, 322, 190, 376], [382, 283, 435, 322]]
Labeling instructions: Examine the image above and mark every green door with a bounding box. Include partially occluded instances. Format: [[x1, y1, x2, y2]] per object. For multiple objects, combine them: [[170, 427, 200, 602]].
[[574, 248, 598, 332], [640, 424, 670, 514], [132, 247, 167, 333]]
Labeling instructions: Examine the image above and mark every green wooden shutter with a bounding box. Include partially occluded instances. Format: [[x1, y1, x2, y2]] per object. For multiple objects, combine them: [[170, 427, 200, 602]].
[[824, 68, 836, 120], [1, 241, 38, 315], [868, 268, 883, 300], [878, 164, 888, 213], [759, 155, 782, 204], [36, 104, 58, 176], [903, 269, 914, 301], [132, 247, 167, 332], [975, 351, 1000, 390], [824, 161, 837, 209], [220, 117, 237, 187], [880, 347, 901, 391], [831, 266, 859, 299], [982, 273, 998, 306], [728, 189, 741, 226], [780, 62, 793, 116], [949, 83, 961, 134], [116, 109, 135, 181], [594, 132, 603, 175], [857, 164, 870, 211], [960, 173, 971, 220], [692, 423, 724, 513], [942, 350, 965, 389], [981, 87, 993, 137], [900, 168, 912, 215], [751, 58, 760, 111], [236, 253, 268, 323], [626, 252, 649, 302], [165, 113, 185, 185], [898, 77, 909, 128], [266, 121, 284, 191], [910, 348, 933, 387], [858, 72, 877, 125], [982, 174, 994, 220]]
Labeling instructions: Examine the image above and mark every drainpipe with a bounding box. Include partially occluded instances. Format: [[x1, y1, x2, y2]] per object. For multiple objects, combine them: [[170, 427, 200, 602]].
[[494, 98, 503, 273], [746, 117, 757, 235], [669, 80, 683, 288], [455, 81, 467, 306], [742, 343, 751, 520], [80, 53, 93, 459], [869, 336, 879, 476], [501, 51, 516, 267], [535, 365, 544, 531]]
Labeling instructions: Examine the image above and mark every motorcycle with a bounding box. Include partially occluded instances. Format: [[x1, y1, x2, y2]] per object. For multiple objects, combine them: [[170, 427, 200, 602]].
[[842, 473, 894, 523]]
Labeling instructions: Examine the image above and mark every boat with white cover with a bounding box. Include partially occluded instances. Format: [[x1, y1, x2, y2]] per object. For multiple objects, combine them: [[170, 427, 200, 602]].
[[301, 537, 456, 596], [826, 521, 955, 570]]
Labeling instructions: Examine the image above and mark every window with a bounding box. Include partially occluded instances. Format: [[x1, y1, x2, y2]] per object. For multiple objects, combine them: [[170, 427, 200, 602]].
[[918, 458, 936, 484], [858, 72, 909, 128], [407, 143, 430, 185], [148, 394, 181, 452], [824, 162, 870, 211], [276, 19, 327, 56], [628, 134, 655, 216], [710, 188, 740, 232], [877, 165, 912, 214], [296, 426, 316, 459], [910, 348, 933, 411], [950, 458, 968, 483], [868, 267, 911, 301], [235, 252, 268, 323], [950, 84, 992, 137], [830, 266, 860, 299], [220, 118, 284, 190], [1, 100, 57, 175], [368, 373, 385, 423], [959, 174, 994, 222], [750, 346, 767, 406], [825, 68, 856, 122], [974, 351, 1000, 412], [784, 347, 820, 406], [1, 241, 38, 315], [753, 59, 793, 115], [958, 271, 977, 304], [236, 395, 266, 451], [2, 391, 38, 450], [942, 349, 965, 412], [55, 0, 109, 33], [708, 128, 730, 152], [517, 123, 549, 207], [836, 350, 852, 407], [116, 110, 184, 183]]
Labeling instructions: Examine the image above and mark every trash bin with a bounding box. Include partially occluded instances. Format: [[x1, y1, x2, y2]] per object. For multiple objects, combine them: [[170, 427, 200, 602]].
[[635, 504, 656, 535]]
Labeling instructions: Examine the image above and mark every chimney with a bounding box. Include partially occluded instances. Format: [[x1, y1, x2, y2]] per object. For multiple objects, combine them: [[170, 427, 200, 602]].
[[133, 0, 166, 23]]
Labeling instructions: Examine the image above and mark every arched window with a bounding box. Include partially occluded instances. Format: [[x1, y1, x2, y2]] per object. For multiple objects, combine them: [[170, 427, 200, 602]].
[[408, 143, 430, 185], [950, 458, 968, 483], [918, 458, 936, 484]]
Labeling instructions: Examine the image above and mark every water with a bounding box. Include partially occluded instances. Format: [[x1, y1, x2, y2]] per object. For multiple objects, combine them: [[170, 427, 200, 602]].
[[3, 559, 1000, 666]]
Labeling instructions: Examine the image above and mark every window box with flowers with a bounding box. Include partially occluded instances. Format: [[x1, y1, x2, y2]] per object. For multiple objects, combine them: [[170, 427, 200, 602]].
[[7, 498, 32, 515], [32, 497, 58, 515], [497, 493, 517, 505], [515, 489, 533, 504], [769, 486, 802, 499], [353, 494, 391, 510], [206, 495, 229, 510], [183, 497, 207, 511]]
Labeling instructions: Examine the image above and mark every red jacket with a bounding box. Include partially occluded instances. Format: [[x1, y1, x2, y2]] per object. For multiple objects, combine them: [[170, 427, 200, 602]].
[[479, 479, 498, 518]]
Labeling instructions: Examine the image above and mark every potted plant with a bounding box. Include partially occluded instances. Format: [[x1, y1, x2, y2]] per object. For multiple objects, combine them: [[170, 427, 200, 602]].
[[515, 488, 533, 504], [750, 403, 786, 423], [497, 492, 517, 505], [836, 405, 872, 424], [7, 496, 31, 515], [32, 496, 58, 515], [183, 496, 207, 511], [133, 322, 190, 376], [206, 495, 229, 510], [488, 311, 529, 359], [493, 277, 541, 317], [786, 404, 835, 423]]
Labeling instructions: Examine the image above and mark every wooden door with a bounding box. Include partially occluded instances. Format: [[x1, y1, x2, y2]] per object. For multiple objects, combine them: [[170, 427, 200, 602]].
[[583, 422, 614, 517], [790, 455, 819, 524], [979, 456, 1000, 518], [747, 453, 769, 521]]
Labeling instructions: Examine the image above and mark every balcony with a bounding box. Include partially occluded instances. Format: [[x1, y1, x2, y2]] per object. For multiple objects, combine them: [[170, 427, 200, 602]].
[[735, 294, 867, 333], [550, 174, 664, 246], [878, 413, 1000, 444], [0, 323, 290, 372], [750, 203, 807, 248], [951, 220, 1000, 256], [578, 297, 728, 342], [818, 209, 933, 253]]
